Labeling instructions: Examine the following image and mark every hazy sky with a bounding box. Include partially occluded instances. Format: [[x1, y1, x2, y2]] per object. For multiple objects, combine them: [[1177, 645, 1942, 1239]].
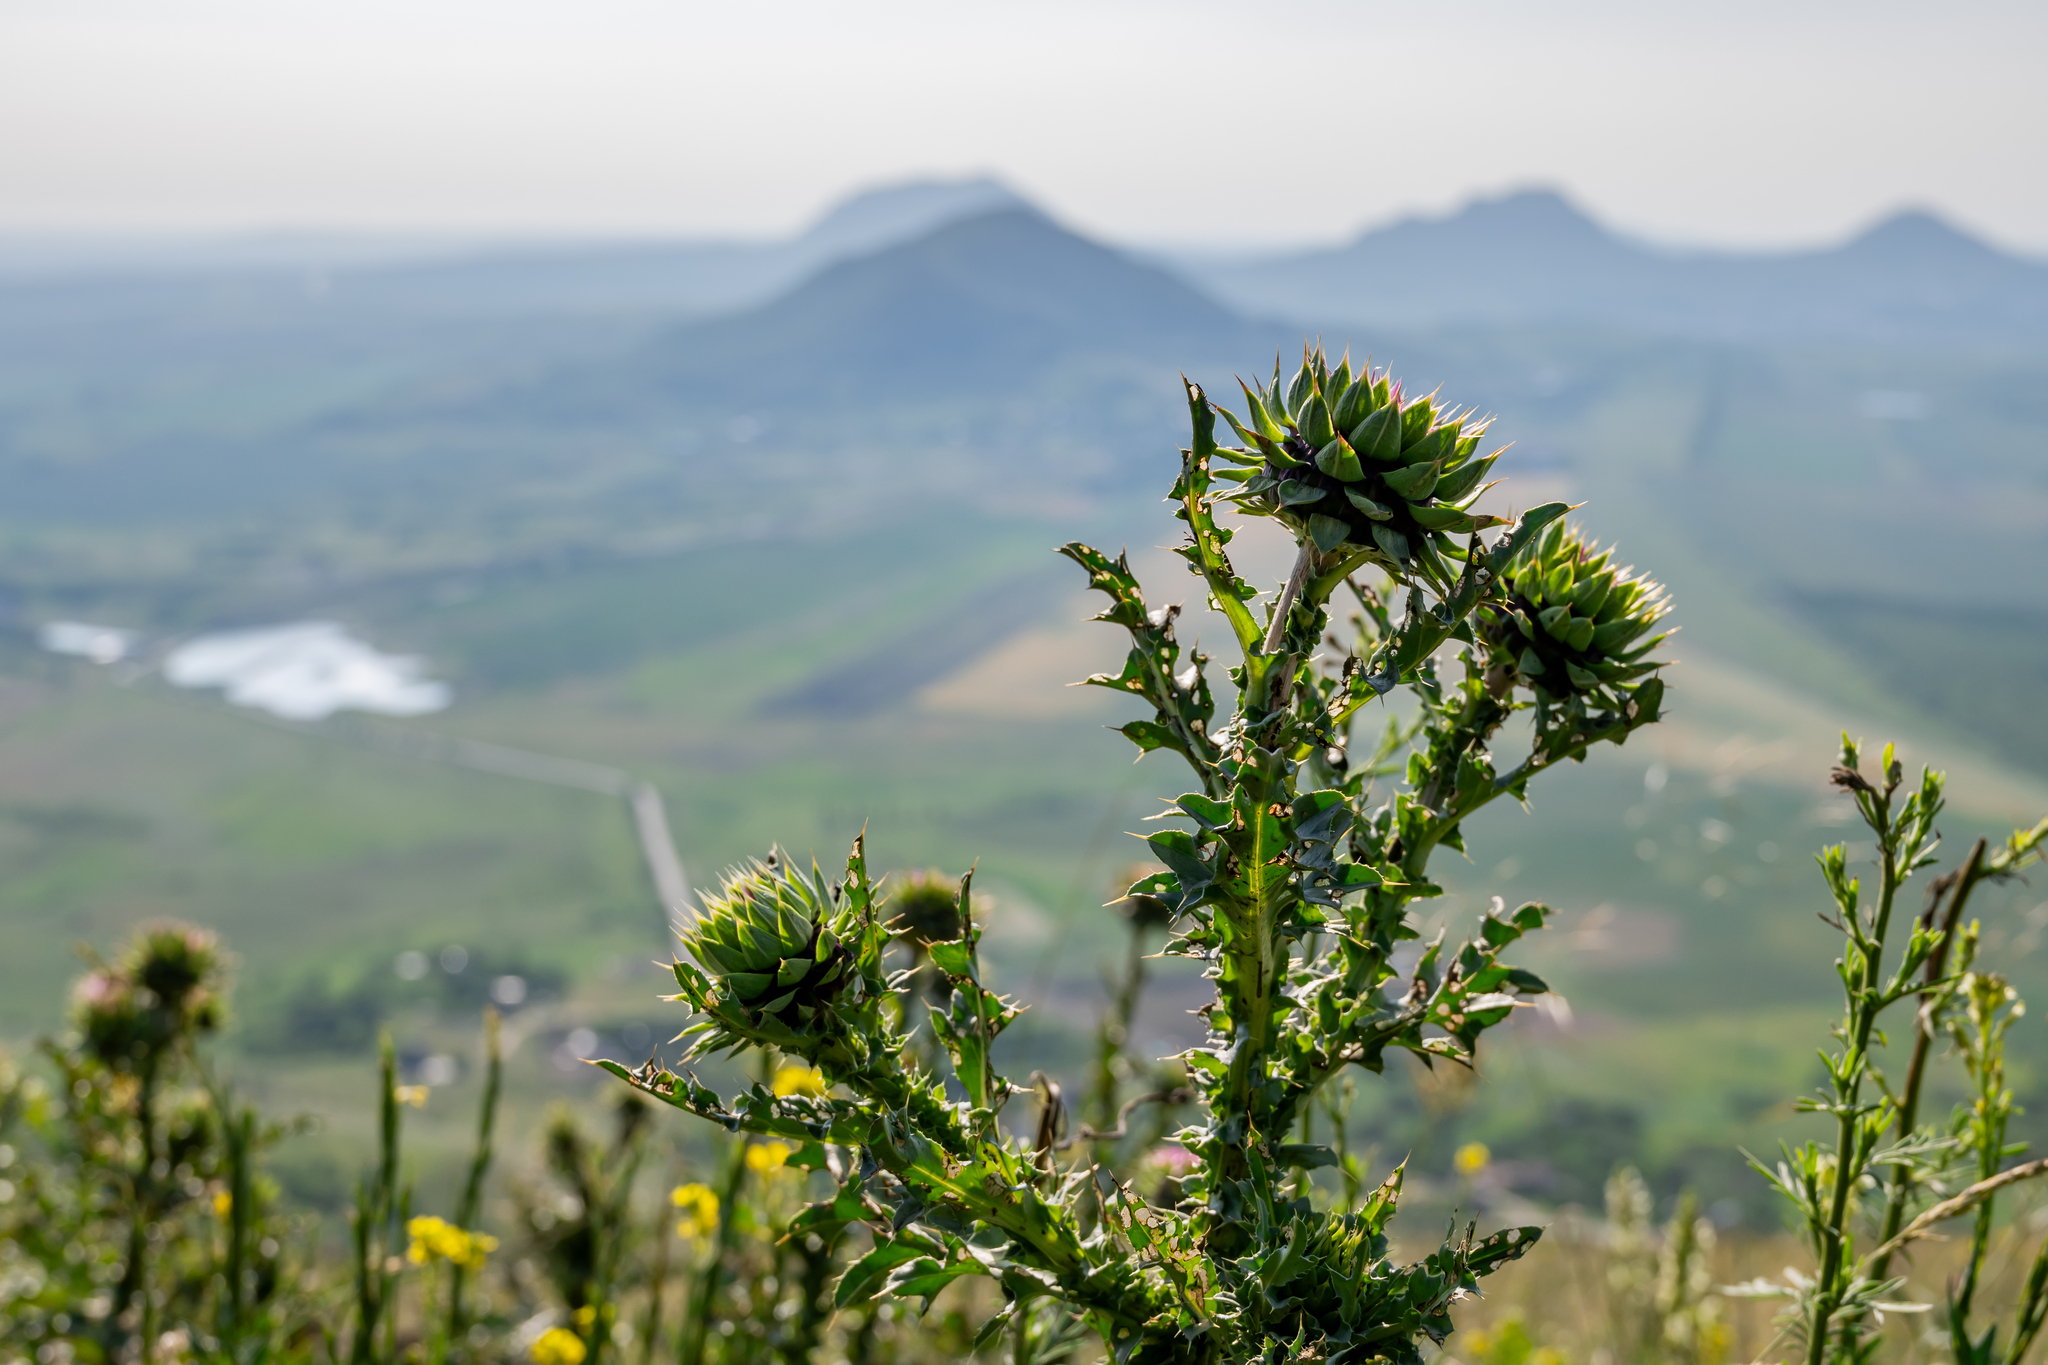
[[3, 0, 2044, 252]]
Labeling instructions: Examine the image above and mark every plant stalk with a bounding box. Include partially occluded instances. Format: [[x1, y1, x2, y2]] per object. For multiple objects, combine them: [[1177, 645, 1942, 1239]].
[[1871, 837, 1987, 1285], [677, 1137, 749, 1365], [447, 1008, 503, 1355], [1808, 786, 1902, 1365]]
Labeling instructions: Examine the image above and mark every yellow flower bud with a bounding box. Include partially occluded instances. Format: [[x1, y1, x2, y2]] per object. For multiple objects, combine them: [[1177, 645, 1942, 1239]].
[[671, 1183, 720, 1240], [771, 1064, 825, 1098], [405, 1215, 497, 1269], [745, 1140, 794, 1173], [531, 1327, 587, 1365]]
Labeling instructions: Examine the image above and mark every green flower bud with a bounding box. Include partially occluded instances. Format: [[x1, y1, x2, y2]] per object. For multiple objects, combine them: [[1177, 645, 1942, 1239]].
[[1485, 520, 1671, 706], [681, 851, 859, 1031], [1213, 344, 1506, 575]]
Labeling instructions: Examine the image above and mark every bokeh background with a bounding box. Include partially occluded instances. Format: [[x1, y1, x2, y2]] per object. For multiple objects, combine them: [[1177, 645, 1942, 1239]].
[[2, 0, 2045, 1227]]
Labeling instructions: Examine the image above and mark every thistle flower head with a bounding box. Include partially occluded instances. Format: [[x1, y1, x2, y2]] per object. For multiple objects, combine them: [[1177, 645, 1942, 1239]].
[[678, 849, 859, 1034], [885, 870, 962, 947], [1215, 345, 1508, 574], [74, 922, 225, 1072], [1488, 520, 1671, 706]]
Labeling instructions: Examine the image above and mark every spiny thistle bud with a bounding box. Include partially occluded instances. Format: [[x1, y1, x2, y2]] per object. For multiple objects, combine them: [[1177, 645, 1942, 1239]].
[[1489, 520, 1671, 705], [679, 850, 859, 1032], [74, 923, 224, 1071], [885, 870, 963, 947], [884, 869, 967, 1008], [1214, 345, 1507, 572]]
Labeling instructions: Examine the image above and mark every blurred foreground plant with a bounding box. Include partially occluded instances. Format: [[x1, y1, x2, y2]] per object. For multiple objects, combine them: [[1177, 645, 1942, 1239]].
[[1735, 739, 2048, 1365], [0, 924, 320, 1365], [1599, 1168, 1726, 1365], [603, 346, 1674, 1365]]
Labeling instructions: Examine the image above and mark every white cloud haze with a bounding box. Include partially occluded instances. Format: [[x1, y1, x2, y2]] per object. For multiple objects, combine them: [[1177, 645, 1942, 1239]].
[[1, 0, 2043, 251]]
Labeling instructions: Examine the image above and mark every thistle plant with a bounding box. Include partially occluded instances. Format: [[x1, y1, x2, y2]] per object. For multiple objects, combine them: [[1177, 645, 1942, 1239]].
[[68, 925, 228, 1365], [601, 345, 1674, 1365], [0, 925, 327, 1365]]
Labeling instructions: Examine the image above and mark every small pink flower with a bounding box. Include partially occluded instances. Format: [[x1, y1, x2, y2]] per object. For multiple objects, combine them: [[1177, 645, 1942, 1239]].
[[73, 972, 118, 1005]]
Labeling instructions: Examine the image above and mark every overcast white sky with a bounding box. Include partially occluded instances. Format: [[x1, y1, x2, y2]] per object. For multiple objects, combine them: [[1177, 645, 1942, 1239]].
[[2, 0, 2044, 252]]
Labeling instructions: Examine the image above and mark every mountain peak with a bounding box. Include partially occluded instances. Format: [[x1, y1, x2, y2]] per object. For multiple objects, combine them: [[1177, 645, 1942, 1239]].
[[636, 204, 1258, 401], [1837, 207, 2005, 267], [1366, 187, 1613, 250], [1456, 187, 1606, 232], [1186, 184, 2048, 343], [798, 176, 1032, 258]]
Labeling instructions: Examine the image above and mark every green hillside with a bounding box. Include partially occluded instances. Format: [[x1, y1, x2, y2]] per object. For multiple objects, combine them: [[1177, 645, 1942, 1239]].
[[1, 205, 2044, 1219]]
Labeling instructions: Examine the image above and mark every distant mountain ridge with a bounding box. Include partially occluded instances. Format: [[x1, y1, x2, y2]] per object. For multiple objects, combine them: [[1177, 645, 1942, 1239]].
[[1177, 190, 2048, 345], [631, 205, 1265, 398], [396, 203, 1277, 501], [0, 176, 1034, 320], [13, 178, 2045, 346], [318, 176, 1038, 320], [797, 178, 1026, 260]]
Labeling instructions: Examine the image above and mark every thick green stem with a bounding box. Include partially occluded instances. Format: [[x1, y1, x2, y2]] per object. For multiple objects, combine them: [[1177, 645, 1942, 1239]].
[[385, 1185, 411, 1365], [114, 1061, 160, 1365], [1808, 791, 1902, 1365], [223, 1106, 253, 1341], [354, 1036, 401, 1365], [1206, 777, 1288, 1256], [448, 1009, 503, 1353]]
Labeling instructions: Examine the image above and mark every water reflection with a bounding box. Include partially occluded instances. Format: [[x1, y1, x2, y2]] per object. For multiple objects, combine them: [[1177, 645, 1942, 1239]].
[[163, 621, 449, 721]]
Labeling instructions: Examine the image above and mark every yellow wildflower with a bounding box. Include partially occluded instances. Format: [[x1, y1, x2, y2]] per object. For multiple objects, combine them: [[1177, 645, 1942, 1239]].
[[531, 1327, 587, 1365], [572, 1306, 596, 1329], [745, 1140, 794, 1174], [406, 1215, 499, 1269], [771, 1064, 825, 1098], [1453, 1142, 1490, 1176], [395, 1085, 430, 1108], [671, 1183, 720, 1239], [212, 1191, 232, 1218]]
